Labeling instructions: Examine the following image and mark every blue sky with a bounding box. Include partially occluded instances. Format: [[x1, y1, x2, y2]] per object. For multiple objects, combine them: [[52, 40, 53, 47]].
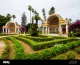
[[0, 0, 80, 26]]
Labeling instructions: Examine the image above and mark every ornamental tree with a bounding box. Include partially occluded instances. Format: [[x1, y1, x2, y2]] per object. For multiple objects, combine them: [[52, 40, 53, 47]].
[[69, 20, 80, 33], [20, 26, 26, 34]]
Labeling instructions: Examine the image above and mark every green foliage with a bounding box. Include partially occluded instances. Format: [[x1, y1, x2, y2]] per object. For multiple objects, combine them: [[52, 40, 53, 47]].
[[55, 54, 67, 60], [21, 12, 27, 26], [23, 40, 80, 60], [49, 7, 55, 15], [30, 24, 38, 36], [66, 51, 76, 60], [6, 37, 25, 60], [76, 47, 80, 54], [1, 38, 10, 59], [14, 36, 78, 51], [13, 36, 36, 50]]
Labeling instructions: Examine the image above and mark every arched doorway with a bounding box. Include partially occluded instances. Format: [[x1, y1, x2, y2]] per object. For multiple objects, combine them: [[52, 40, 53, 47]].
[[48, 15, 59, 34], [7, 23, 15, 33]]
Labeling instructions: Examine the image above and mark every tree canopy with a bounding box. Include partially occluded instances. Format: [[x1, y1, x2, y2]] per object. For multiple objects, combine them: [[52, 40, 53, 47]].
[[49, 7, 55, 15], [69, 20, 80, 33], [21, 12, 27, 27]]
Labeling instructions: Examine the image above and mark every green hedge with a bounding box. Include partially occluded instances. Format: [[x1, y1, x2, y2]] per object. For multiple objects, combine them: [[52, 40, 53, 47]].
[[23, 39, 80, 60], [1, 38, 10, 59], [55, 54, 67, 60], [66, 51, 76, 60], [21, 35, 67, 42], [6, 37, 25, 60], [14, 36, 78, 50], [76, 47, 80, 54], [23, 36, 55, 42]]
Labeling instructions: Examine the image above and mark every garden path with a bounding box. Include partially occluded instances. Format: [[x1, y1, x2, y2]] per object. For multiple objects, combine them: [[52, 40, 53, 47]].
[[19, 40, 38, 54], [0, 40, 6, 57], [8, 40, 14, 59]]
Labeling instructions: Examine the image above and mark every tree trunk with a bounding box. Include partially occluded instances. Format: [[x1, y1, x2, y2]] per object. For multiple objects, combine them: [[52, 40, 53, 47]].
[[36, 19, 38, 28], [30, 11, 31, 29]]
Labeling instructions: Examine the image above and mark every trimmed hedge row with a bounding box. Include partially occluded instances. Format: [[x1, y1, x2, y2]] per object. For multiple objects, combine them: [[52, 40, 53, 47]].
[[23, 39, 80, 60], [1, 38, 10, 59], [55, 51, 76, 60], [6, 37, 25, 60], [14, 36, 78, 50], [20, 35, 67, 42], [76, 47, 80, 54], [22, 36, 55, 42]]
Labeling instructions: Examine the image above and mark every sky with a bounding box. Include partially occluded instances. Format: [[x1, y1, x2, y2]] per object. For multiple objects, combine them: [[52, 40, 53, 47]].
[[0, 0, 80, 26]]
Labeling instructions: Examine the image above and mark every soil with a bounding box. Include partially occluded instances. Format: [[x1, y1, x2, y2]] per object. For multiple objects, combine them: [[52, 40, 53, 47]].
[[8, 40, 14, 59], [0, 40, 6, 57], [19, 40, 38, 54]]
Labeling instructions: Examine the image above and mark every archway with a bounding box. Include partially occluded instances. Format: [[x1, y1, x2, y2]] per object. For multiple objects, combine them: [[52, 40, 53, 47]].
[[7, 22, 15, 33], [47, 15, 59, 34]]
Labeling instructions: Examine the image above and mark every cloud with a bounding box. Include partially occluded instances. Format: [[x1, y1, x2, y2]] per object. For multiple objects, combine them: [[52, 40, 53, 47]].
[[0, 0, 80, 25]]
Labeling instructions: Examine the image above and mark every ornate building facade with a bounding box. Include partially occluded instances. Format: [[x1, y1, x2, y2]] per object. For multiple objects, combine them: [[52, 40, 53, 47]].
[[3, 22, 21, 34], [42, 14, 69, 36]]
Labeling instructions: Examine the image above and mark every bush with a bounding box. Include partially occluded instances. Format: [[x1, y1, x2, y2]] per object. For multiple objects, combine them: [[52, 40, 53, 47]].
[[55, 54, 67, 60], [76, 47, 80, 54], [30, 24, 38, 36], [66, 51, 76, 60], [74, 32, 80, 37]]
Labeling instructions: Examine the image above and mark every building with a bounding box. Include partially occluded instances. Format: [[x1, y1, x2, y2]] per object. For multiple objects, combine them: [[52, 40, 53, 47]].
[[2, 21, 21, 34], [42, 14, 70, 37]]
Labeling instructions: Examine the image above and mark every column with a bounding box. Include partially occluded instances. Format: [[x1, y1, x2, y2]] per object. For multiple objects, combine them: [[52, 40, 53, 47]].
[[6, 28, 7, 33], [46, 26, 47, 34], [8, 28, 10, 33], [42, 27, 44, 34], [48, 27, 50, 34], [66, 24, 68, 36], [15, 28, 16, 33], [3, 28, 4, 33], [18, 28, 20, 33], [59, 25, 62, 35]]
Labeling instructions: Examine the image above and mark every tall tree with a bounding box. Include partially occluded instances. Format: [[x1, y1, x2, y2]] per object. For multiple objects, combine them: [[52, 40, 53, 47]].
[[34, 13, 41, 28], [32, 8, 34, 15], [6, 14, 11, 21], [28, 5, 32, 23], [12, 15, 16, 21], [49, 7, 55, 15], [0, 14, 11, 33], [21, 12, 27, 27], [42, 8, 46, 21]]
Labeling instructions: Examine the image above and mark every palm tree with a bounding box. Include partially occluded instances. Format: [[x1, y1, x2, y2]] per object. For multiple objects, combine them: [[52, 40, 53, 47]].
[[32, 8, 34, 15], [49, 7, 55, 15], [6, 14, 11, 21], [42, 8, 46, 21], [12, 15, 16, 21], [34, 10, 37, 15], [34, 13, 41, 28], [28, 5, 32, 23], [28, 5, 32, 29], [32, 8, 34, 24]]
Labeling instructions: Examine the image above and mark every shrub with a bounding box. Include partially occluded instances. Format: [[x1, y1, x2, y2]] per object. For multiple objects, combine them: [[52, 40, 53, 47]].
[[76, 47, 80, 54], [55, 54, 67, 60], [66, 51, 76, 60]]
